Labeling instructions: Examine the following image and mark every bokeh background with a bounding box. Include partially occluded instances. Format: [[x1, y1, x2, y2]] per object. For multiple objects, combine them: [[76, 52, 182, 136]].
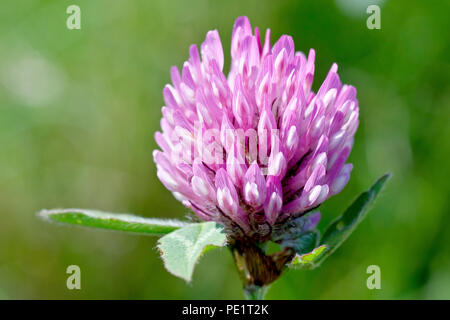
[[0, 0, 449, 299]]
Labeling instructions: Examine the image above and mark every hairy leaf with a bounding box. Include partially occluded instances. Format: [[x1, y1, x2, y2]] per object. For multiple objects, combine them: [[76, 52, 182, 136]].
[[282, 230, 320, 255], [291, 245, 327, 269], [289, 172, 391, 270], [157, 222, 227, 282], [272, 211, 321, 242], [319, 173, 391, 258], [38, 208, 189, 236]]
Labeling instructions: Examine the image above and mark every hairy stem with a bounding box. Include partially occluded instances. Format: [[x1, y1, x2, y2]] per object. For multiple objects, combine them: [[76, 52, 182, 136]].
[[230, 238, 294, 299], [243, 285, 269, 300]]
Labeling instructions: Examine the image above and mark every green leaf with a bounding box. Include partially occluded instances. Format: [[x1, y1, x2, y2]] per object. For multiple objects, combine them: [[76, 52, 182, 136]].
[[272, 211, 321, 242], [157, 221, 227, 282], [317, 172, 391, 266], [38, 208, 189, 236], [291, 245, 327, 269], [281, 230, 320, 255]]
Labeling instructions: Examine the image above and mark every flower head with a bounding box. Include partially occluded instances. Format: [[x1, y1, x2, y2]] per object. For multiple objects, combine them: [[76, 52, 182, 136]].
[[154, 17, 359, 241]]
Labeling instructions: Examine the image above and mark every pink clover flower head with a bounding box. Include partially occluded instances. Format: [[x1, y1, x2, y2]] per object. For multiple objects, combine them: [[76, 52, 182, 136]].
[[154, 16, 359, 240]]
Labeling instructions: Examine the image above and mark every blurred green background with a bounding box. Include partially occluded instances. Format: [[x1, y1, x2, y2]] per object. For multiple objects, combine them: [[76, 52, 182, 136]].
[[0, 0, 449, 299]]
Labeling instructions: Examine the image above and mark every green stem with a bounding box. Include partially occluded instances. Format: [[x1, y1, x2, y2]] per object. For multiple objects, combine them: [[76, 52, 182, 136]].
[[244, 285, 269, 300]]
